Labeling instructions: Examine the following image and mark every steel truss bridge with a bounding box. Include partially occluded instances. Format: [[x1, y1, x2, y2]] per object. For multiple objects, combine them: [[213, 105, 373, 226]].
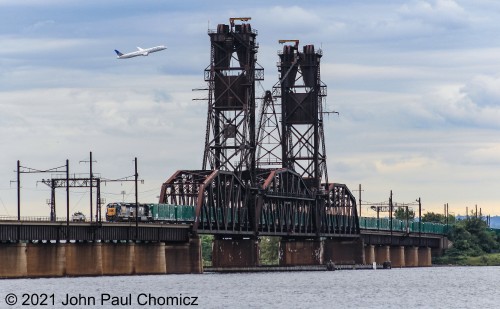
[[157, 18, 360, 239]]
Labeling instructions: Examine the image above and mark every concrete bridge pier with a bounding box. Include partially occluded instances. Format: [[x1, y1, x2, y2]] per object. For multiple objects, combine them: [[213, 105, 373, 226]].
[[66, 242, 103, 276], [390, 246, 405, 267], [279, 239, 323, 266], [323, 238, 365, 265], [134, 242, 166, 274], [27, 242, 65, 277], [418, 247, 432, 266], [165, 238, 202, 274], [405, 246, 419, 267], [212, 237, 260, 267], [101, 242, 135, 275], [375, 245, 390, 264], [365, 245, 376, 264], [0, 243, 27, 278]]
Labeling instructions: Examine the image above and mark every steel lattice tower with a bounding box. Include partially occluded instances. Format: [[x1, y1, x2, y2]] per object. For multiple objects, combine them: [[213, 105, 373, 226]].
[[273, 42, 328, 190], [202, 18, 264, 179]]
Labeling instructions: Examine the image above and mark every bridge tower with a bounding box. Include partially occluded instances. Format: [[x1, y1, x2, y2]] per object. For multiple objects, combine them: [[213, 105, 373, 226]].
[[273, 40, 328, 190], [202, 17, 264, 180]]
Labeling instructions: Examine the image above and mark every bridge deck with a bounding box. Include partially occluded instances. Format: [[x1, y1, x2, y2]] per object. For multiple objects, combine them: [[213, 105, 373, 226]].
[[0, 221, 190, 242]]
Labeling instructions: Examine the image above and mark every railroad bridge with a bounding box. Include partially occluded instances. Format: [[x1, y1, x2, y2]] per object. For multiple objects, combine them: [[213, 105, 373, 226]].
[[0, 18, 448, 278]]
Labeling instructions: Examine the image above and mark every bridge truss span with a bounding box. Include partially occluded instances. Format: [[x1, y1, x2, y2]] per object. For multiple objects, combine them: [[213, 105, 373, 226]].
[[320, 183, 360, 236], [159, 19, 360, 239], [159, 169, 253, 235]]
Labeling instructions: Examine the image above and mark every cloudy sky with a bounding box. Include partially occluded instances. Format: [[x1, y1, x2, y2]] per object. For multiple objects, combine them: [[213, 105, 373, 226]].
[[1, 0, 500, 219]]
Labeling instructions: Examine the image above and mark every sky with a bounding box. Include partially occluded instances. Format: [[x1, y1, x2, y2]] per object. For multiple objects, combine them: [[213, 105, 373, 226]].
[[1, 0, 500, 219]]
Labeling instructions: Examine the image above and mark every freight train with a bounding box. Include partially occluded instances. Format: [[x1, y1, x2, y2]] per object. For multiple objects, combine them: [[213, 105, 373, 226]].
[[105, 202, 195, 222]]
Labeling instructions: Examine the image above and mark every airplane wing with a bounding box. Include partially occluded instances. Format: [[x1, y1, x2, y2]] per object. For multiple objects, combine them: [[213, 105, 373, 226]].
[[137, 47, 144, 51]]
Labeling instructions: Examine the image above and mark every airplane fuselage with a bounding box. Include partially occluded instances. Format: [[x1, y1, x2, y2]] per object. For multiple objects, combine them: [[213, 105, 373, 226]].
[[115, 45, 166, 59]]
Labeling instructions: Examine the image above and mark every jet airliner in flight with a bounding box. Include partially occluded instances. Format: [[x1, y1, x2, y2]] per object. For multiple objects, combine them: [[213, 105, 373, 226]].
[[114, 45, 166, 59]]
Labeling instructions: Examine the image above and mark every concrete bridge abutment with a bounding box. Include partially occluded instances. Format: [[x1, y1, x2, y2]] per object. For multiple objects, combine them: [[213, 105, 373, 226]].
[[212, 238, 260, 267]]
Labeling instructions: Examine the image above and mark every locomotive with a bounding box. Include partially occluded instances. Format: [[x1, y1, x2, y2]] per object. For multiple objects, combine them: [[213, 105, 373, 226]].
[[105, 202, 153, 222], [105, 202, 195, 222]]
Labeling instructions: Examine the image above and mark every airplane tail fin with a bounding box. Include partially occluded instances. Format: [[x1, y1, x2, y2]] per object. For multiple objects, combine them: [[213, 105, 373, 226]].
[[114, 50, 123, 56]]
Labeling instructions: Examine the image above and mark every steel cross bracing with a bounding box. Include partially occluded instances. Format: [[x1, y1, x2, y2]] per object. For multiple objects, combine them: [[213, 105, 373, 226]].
[[273, 43, 328, 189], [202, 20, 264, 179], [160, 19, 359, 238], [40, 177, 102, 222], [256, 91, 282, 168]]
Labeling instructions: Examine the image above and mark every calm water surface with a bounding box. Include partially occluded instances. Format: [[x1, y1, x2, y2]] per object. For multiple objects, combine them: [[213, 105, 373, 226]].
[[0, 267, 499, 308]]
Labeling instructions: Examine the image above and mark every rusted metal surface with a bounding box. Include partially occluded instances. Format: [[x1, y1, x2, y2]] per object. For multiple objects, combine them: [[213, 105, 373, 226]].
[[159, 19, 359, 239]]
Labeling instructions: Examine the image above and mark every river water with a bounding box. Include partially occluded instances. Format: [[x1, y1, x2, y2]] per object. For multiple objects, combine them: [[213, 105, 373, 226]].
[[0, 267, 499, 308]]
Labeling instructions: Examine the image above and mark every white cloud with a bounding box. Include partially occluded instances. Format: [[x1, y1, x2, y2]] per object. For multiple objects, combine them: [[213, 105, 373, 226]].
[[399, 0, 470, 29], [460, 75, 500, 107], [417, 75, 500, 129]]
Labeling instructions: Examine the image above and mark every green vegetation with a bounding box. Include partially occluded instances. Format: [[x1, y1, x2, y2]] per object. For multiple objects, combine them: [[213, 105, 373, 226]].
[[200, 235, 213, 266], [393, 208, 415, 221], [434, 215, 500, 266], [259, 236, 280, 265], [199, 235, 281, 266], [422, 212, 456, 224]]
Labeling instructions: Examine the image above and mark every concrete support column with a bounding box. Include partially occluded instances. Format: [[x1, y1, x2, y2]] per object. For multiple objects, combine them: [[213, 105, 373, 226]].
[[418, 247, 432, 267], [212, 238, 259, 268], [0, 243, 27, 278], [404, 246, 418, 267], [375, 245, 390, 264], [365, 245, 375, 264], [323, 238, 365, 265], [279, 239, 323, 266], [66, 242, 103, 276], [134, 242, 166, 274], [390, 246, 405, 267], [165, 237, 203, 274], [101, 242, 135, 275], [26, 243, 65, 277]]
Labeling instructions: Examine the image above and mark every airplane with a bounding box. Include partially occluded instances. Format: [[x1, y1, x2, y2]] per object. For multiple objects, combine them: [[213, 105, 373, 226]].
[[114, 45, 166, 59]]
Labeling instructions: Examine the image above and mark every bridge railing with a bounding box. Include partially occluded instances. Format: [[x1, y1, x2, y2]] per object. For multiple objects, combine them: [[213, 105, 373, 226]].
[[0, 216, 75, 222], [359, 216, 448, 235]]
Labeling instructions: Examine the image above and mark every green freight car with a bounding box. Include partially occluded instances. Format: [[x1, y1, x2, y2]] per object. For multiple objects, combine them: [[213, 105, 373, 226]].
[[145, 203, 196, 222]]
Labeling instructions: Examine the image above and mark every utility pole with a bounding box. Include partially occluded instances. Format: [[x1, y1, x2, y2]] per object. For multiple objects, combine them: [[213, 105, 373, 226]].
[[389, 190, 393, 241], [66, 159, 70, 231], [417, 197, 421, 245], [90, 152, 93, 222], [17, 160, 20, 221], [446, 203, 449, 230], [135, 157, 139, 239], [358, 184, 363, 217], [14, 161, 67, 221], [80, 151, 97, 223], [352, 184, 364, 218]]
